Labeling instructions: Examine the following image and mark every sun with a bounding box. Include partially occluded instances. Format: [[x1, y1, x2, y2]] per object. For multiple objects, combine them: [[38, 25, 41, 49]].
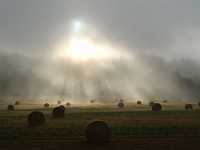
[[54, 20, 128, 62], [72, 20, 83, 33]]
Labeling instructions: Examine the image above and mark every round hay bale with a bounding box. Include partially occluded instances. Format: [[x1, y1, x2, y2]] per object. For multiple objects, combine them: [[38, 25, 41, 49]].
[[66, 102, 71, 107], [137, 101, 142, 105], [85, 120, 111, 144], [90, 100, 95, 104], [119, 99, 124, 103], [57, 100, 62, 105], [52, 105, 65, 118], [152, 103, 162, 112], [27, 111, 46, 127], [7, 105, 15, 111], [198, 102, 200, 107], [185, 104, 193, 110], [118, 102, 124, 108], [15, 101, 20, 105], [149, 101, 154, 106], [163, 100, 167, 103], [44, 103, 50, 108]]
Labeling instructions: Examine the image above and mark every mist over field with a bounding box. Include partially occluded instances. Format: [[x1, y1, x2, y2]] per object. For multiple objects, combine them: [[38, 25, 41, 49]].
[[1, 0, 200, 102]]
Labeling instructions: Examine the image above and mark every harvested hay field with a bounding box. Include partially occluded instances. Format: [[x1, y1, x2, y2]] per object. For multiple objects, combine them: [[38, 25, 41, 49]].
[[0, 103, 200, 149]]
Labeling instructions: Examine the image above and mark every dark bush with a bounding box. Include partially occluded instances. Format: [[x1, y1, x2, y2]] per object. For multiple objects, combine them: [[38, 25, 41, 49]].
[[152, 103, 162, 111], [27, 111, 46, 127], [85, 120, 111, 144], [185, 104, 193, 110], [52, 105, 65, 118], [7, 105, 15, 111]]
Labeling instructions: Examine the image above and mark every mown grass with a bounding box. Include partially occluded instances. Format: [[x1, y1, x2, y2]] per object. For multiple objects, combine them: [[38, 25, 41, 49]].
[[0, 105, 200, 141]]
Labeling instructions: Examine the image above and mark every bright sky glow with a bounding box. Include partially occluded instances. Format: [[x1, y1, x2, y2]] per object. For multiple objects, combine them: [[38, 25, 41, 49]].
[[54, 21, 130, 62], [72, 20, 83, 33]]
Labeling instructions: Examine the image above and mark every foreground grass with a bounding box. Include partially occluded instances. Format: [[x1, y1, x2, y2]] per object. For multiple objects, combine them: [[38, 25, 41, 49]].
[[0, 106, 200, 140]]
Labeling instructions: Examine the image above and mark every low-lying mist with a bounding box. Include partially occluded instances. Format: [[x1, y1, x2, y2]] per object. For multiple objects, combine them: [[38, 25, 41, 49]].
[[1, 48, 200, 103]]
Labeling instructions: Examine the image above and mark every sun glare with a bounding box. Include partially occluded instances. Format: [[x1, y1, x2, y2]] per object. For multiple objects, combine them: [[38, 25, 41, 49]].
[[54, 20, 129, 62], [73, 21, 83, 33], [64, 37, 121, 61]]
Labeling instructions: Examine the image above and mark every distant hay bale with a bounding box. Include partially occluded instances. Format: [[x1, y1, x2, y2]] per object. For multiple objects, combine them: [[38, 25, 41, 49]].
[[90, 100, 95, 104], [185, 104, 193, 110], [27, 111, 46, 127], [163, 100, 167, 103], [118, 102, 125, 108], [52, 105, 65, 118], [198, 102, 200, 107], [7, 105, 15, 111], [66, 102, 71, 107], [15, 101, 20, 105], [57, 100, 62, 105], [137, 101, 142, 105], [119, 99, 124, 103], [152, 103, 162, 111], [44, 103, 50, 108], [149, 101, 154, 106], [85, 120, 111, 144]]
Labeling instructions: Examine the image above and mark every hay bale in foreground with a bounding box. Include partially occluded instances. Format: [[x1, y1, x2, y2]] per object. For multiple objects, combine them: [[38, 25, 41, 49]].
[[15, 101, 20, 105], [85, 120, 111, 144], [52, 105, 65, 118], [7, 105, 15, 111], [185, 104, 193, 110], [28, 111, 46, 127], [152, 103, 162, 111], [137, 101, 142, 105], [118, 102, 125, 108], [44, 103, 50, 108]]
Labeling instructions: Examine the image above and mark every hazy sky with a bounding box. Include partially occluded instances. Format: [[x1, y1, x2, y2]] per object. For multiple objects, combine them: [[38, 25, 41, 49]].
[[1, 0, 200, 102]]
